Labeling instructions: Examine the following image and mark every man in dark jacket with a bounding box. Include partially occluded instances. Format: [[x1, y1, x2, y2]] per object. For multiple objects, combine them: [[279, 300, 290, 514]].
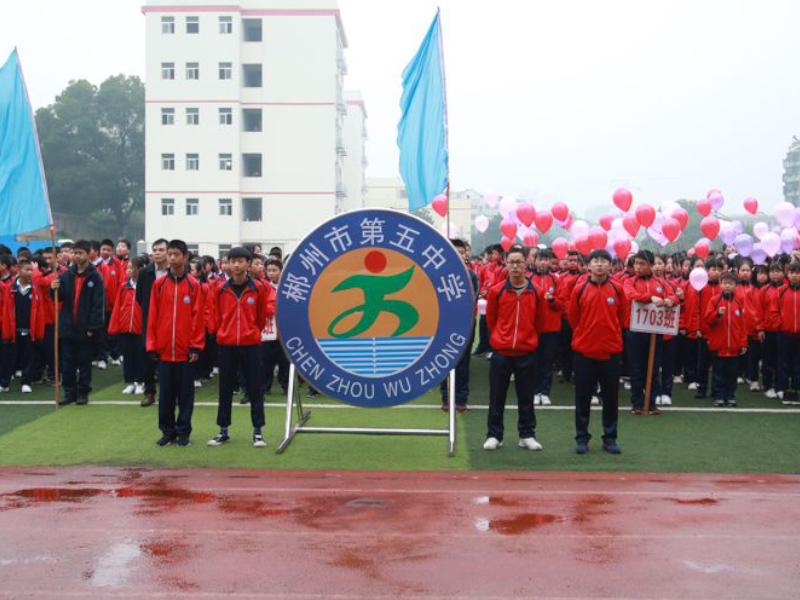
[[51, 240, 105, 405], [135, 238, 168, 407]]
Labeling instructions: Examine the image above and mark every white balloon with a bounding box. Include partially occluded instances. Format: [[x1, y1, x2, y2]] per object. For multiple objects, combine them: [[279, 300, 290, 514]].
[[753, 221, 769, 240], [570, 220, 590, 239], [474, 215, 489, 233]]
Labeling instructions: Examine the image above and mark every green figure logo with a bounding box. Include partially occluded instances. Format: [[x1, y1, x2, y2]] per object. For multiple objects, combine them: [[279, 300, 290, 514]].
[[327, 267, 419, 338]]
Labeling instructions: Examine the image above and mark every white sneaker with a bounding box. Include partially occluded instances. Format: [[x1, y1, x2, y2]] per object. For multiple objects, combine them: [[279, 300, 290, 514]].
[[212, 367, 219, 376], [97, 360, 107, 370], [21, 385, 32, 394], [533, 394, 541, 405], [766, 389, 777, 399], [194, 380, 202, 388], [623, 382, 631, 391], [510, 373, 515, 382], [688, 382, 698, 391], [121, 384, 136, 394], [777, 391, 784, 399], [540, 395, 552, 405], [134, 383, 144, 394], [591, 396, 600, 406], [112, 358, 123, 366], [655, 395, 663, 405], [0, 386, 8, 393], [737, 377, 744, 384], [673, 375, 683, 384], [518, 437, 543, 451], [749, 381, 760, 391], [661, 395, 672, 405], [253, 434, 267, 448], [483, 437, 503, 451], [14, 370, 22, 378]]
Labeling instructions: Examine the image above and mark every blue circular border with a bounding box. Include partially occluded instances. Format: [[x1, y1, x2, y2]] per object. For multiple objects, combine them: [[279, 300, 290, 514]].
[[277, 209, 475, 407]]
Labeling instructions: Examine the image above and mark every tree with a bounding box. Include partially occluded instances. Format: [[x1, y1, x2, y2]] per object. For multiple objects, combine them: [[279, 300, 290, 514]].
[[35, 75, 145, 238]]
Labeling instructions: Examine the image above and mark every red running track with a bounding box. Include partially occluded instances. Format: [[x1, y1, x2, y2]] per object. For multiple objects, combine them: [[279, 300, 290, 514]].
[[0, 467, 798, 599]]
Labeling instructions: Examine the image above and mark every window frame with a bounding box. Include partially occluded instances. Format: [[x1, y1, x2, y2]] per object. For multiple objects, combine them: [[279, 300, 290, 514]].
[[185, 108, 200, 126], [186, 154, 200, 171], [186, 16, 200, 34], [161, 153, 175, 171], [161, 62, 175, 80], [219, 198, 233, 216], [185, 62, 200, 80], [186, 198, 199, 216], [161, 198, 175, 216], [161, 16, 175, 34], [161, 108, 175, 125]]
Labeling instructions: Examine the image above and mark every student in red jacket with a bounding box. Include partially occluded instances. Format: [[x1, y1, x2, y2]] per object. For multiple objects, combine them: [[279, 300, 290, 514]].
[[695, 258, 722, 398], [31, 249, 59, 385], [530, 249, 563, 405], [146, 240, 206, 447], [556, 251, 583, 383], [774, 262, 800, 401], [653, 254, 683, 406], [207, 247, 272, 448], [747, 265, 769, 389], [704, 273, 748, 407], [760, 262, 785, 397], [568, 249, 625, 454], [483, 246, 545, 452], [109, 256, 147, 395], [1, 259, 45, 393]]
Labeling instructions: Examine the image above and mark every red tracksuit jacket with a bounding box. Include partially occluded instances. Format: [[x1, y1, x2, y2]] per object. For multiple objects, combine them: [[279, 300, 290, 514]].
[[698, 281, 721, 336], [214, 277, 274, 347], [704, 293, 748, 357], [623, 274, 678, 329], [759, 282, 783, 333], [568, 276, 625, 360], [773, 284, 800, 336], [486, 278, 545, 357], [1, 278, 45, 342], [108, 281, 142, 336], [530, 270, 563, 333], [735, 282, 761, 337], [146, 271, 206, 362]]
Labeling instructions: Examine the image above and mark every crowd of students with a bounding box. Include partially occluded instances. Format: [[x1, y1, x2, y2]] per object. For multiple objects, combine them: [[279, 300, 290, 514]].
[[1, 235, 798, 453]]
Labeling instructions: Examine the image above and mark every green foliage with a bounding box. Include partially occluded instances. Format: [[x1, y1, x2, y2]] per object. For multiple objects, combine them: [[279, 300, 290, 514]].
[[35, 75, 145, 238]]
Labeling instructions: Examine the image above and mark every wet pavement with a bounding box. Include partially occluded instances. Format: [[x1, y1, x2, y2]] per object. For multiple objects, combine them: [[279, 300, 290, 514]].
[[0, 467, 798, 599]]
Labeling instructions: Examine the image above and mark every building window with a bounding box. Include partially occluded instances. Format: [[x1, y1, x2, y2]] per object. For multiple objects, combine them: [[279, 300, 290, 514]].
[[243, 197, 262, 222], [219, 153, 233, 171], [161, 198, 175, 216], [219, 198, 233, 216], [161, 16, 175, 34], [242, 64, 262, 88], [161, 154, 175, 170], [187, 244, 199, 256], [243, 18, 262, 42], [242, 154, 262, 177], [186, 108, 199, 125], [218, 107, 232, 125], [219, 16, 233, 34], [186, 154, 200, 171], [218, 244, 232, 256], [161, 63, 175, 80], [186, 16, 199, 34], [242, 108, 262, 132], [161, 108, 174, 125], [218, 62, 232, 80], [186, 198, 199, 216], [186, 62, 200, 80]]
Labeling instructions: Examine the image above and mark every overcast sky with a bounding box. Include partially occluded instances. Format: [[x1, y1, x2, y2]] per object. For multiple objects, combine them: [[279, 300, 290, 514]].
[[3, 0, 800, 216]]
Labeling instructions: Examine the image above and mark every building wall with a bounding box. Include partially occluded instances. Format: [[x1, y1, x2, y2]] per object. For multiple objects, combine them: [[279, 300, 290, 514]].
[[784, 136, 800, 207], [341, 91, 367, 211]]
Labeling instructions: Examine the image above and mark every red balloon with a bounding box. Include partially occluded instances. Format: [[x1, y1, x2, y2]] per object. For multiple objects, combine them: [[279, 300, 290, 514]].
[[535, 211, 553, 234], [599, 214, 613, 231], [523, 231, 539, 247], [589, 227, 608, 250], [672, 208, 689, 230], [431, 194, 448, 217], [500, 218, 518, 239], [575, 235, 593, 256], [567, 240, 577, 253], [552, 237, 569, 259], [634, 204, 656, 228], [516, 202, 536, 228], [623, 214, 640, 238], [744, 197, 758, 215], [700, 216, 720, 240], [613, 238, 632, 259], [500, 236, 514, 252], [697, 198, 712, 217], [613, 188, 633, 212], [551, 202, 570, 222], [694, 239, 710, 259], [662, 218, 681, 242]]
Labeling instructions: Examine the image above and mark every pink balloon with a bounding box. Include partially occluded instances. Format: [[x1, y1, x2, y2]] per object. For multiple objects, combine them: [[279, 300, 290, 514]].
[[551, 202, 570, 222], [500, 236, 514, 252], [613, 238, 632, 259], [635, 204, 656, 228], [474, 215, 489, 233], [613, 188, 633, 212], [535, 211, 553, 234], [552, 237, 569, 259], [743, 197, 758, 215], [671, 208, 689, 230], [697, 198, 712, 217], [589, 227, 608, 250], [708, 191, 724, 211], [753, 221, 769, 240], [761, 231, 781, 257], [694, 238, 710, 259], [774, 202, 797, 228], [500, 219, 518, 239], [662, 218, 681, 242], [562, 215, 573, 230], [516, 202, 536, 228], [484, 193, 499, 208], [689, 267, 708, 291], [700, 216, 720, 240], [523, 231, 539, 247], [599, 214, 613, 231], [623, 214, 640, 238], [431, 194, 448, 217], [571, 220, 590, 239]]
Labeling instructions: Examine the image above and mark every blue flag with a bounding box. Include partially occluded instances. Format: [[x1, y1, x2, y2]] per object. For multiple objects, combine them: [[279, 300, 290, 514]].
[[0, 49, 52, 237], [397, 11, 448, 212]]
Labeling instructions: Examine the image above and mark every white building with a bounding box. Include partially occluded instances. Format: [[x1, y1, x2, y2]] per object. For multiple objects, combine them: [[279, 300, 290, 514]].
[[142, 0, 361, 256], [340, 91, 368, 211]]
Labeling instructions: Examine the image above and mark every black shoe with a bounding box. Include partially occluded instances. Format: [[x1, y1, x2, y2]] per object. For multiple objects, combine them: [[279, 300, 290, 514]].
[[60, 396, 76, 406], [176, 435, 191, 447], [306, 389, 320, 399], [239, 396, 250, 405], [714, 398, 725, 407], [157, 434, 176, 447], [694, 392, 707, 399], [141, 393, 155, 407], [76, 395, 89, 405], [207, 433, 230, 446], [574, 441, 589, 454], [603, 441, 622, 454]]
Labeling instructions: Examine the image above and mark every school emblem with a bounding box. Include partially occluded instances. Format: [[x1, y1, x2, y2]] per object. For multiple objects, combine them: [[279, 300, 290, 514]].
[[183, 295, 191, 304], [277, 209, 474, 407], [607, 296, 615, 304], [87, 281, 94, 288], [247, 297, 255, 305]]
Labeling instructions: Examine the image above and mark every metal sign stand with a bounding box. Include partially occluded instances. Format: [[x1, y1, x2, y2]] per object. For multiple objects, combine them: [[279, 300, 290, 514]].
[[276, 364, 457, 456]]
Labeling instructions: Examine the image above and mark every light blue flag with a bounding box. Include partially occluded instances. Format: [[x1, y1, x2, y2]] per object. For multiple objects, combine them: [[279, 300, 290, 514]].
[[397, 11, 449, 212], [0, 49, 52, 237]]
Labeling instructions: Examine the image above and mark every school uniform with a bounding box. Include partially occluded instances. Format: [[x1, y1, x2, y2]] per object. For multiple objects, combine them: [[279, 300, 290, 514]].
[[1, 278, 45, 388], [773, 283, 800, 394], [261, 281, 289, 395], [704, 292, 748, 403], [759, 282, 783, 392], [746, 284, 765, 384], [108, 280, 144, 385], [657, 276, 683, 399], [696, 280, 721, 396], [530, 270, 563, 399], [31, 268, 59, 383], [440, 267, 479, 407], [568, 276, 625, 444], [146, 270, 206, 439], [136, 263, 168, 399], [556, 268, 582, 381]]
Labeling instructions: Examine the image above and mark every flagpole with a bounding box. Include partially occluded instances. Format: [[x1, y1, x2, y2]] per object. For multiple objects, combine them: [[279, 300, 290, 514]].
[[437, 9, 451, 238]]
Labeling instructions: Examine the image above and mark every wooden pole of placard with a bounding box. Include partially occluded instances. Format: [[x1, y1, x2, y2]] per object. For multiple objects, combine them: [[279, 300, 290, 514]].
[[642, 332, 657, 415]]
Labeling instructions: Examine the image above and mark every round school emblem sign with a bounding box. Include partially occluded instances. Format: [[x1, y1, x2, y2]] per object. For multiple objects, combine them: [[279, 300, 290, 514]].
[[277, 209, 475, 407]]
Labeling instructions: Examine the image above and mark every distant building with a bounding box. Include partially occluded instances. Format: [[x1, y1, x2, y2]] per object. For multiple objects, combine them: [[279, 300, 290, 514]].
[[340, 91, 368, 212], [784, 136, 800, 207]]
